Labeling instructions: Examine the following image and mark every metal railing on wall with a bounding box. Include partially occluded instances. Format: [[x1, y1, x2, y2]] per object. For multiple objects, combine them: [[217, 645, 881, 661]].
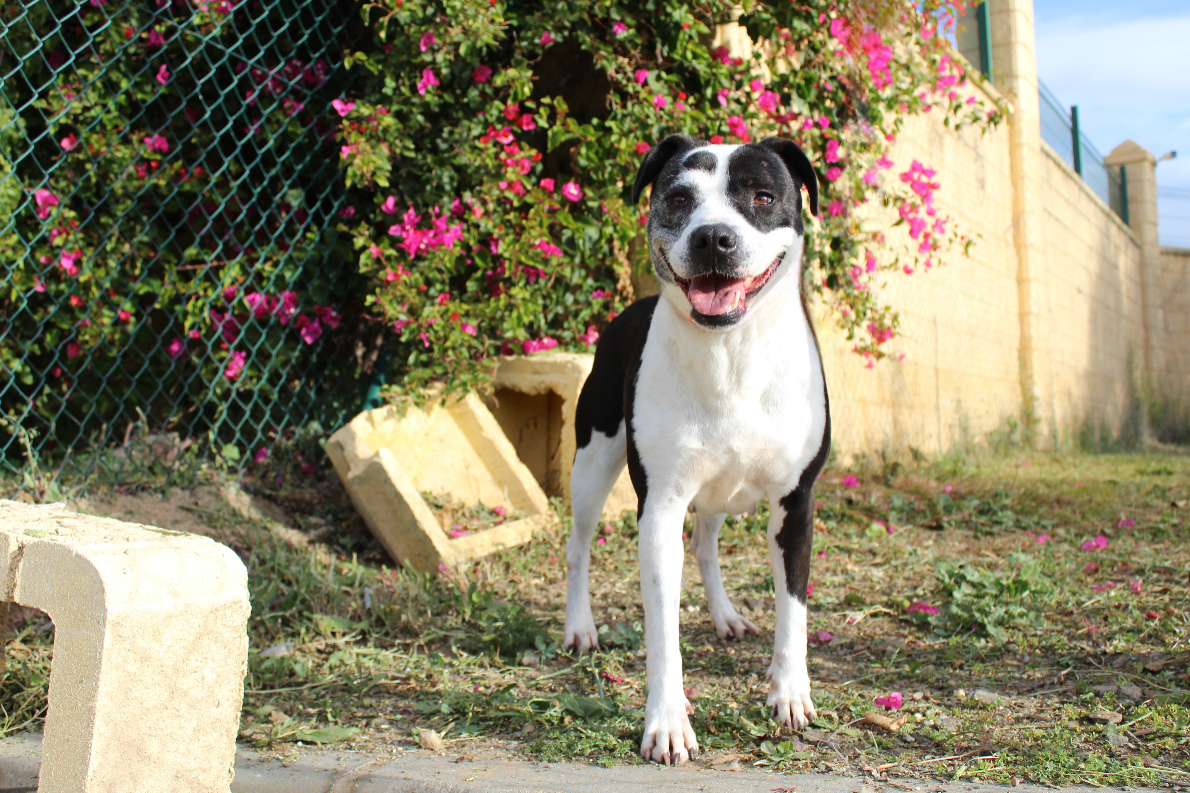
[[1038, 80, 1129, 224], [1159, 187, 1190, 248], [954, 2, 992, 80]]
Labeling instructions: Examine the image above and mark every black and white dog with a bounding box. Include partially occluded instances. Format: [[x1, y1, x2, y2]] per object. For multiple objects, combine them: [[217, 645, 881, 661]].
[[564, 135, 830, 765]]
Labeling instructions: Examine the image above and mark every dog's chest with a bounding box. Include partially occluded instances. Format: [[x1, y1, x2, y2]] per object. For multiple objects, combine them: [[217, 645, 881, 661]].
[[632, 301, 825, 511]]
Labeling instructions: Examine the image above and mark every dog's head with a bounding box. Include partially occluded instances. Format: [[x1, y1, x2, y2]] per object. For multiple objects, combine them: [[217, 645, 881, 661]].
[[632, 135, 818, 329]]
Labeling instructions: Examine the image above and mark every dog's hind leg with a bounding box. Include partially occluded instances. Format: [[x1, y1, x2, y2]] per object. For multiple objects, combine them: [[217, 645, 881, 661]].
[[563, 424, 627, 653], [690, 511, 758, 640]]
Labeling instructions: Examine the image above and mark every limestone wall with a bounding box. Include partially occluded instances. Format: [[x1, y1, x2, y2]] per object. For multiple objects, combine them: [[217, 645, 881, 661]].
[[1157, 247, 1190, 401], [819, 104, 1025, 455], [1031, 143, 1145, 441]]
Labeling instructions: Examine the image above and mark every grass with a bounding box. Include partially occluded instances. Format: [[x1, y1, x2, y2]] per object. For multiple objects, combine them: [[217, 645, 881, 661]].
[[1, 447, 1188, 786]]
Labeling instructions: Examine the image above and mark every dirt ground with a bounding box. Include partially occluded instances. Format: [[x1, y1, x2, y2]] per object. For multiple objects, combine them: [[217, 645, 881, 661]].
[[4, 450, 1189, 788]]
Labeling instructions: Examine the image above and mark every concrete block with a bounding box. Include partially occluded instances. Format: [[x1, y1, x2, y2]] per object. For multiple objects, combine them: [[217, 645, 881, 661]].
[[0, 500, 249, 793], [488, 353, 636, 516], [325, 393, 551, 573]]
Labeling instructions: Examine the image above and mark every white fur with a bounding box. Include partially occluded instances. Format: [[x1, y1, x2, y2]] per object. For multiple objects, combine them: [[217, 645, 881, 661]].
[[566, 143, 827, 765]]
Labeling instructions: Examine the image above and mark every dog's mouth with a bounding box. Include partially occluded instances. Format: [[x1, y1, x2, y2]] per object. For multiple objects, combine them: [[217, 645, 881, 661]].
[[662, 251, 785, 318]]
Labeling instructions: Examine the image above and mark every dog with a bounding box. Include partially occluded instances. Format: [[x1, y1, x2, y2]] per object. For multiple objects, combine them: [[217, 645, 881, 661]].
[[564, 134, 829, 765]]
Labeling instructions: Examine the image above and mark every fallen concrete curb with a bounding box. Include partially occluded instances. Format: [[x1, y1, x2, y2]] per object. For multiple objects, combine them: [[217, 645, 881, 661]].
[[0, 733, 1168, 793]]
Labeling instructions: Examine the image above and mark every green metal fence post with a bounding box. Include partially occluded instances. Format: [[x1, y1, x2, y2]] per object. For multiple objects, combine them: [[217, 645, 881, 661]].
[[976, 2, 993, 81], [1120, 165, 1130, 226], [1071, 105, 1082, 176]]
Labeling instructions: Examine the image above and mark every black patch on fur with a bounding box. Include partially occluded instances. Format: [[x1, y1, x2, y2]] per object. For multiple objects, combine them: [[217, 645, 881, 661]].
[[758, 137, 818, 217], [573, 295, 659, 449], [632, 135, 699, 205], [683, 149, 718, 173], [775, 386, 832, 605], [725, 144, 804, 237]]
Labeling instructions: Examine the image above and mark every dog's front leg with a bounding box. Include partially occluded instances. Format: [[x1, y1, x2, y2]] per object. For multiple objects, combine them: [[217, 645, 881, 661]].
[[765, 487, 816, 730], [638, 496, 699, 765], [691, 511, 759, 640]]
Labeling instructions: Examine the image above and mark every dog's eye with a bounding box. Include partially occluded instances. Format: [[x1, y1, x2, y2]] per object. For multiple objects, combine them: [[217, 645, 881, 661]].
[[669, 194, 688, 207], [754, 193, 774, 206]]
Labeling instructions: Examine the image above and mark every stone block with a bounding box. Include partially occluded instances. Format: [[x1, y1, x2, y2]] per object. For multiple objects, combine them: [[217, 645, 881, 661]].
[[0, 500, 249, 793], [488, 353, 636, 516], [325, 393, 551, 573]]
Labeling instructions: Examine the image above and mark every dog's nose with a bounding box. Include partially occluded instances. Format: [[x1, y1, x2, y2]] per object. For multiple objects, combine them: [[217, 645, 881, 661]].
[[691, 224, 737, 253], [688, 224, 739, 274]]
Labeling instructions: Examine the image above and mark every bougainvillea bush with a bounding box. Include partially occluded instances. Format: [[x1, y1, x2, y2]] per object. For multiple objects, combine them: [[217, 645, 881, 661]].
[[336, 0, 1004, 398], [0, 0, 366, 461]]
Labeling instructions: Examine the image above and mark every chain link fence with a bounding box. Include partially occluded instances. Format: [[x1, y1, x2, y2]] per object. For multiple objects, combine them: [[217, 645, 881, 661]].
[[0, 0, 376, 487]]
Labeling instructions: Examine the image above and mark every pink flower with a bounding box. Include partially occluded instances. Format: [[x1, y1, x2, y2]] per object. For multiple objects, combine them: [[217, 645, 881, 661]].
[[1083, 562, 1101, 575], [155, 64, 170, 85], [841, 474, 860, 488], [1092, 582, 1116, 593], [522, 336, 559, 354], [338, 206, 356, 219], [810, 629, 834, 646], [1117, 518, 1135, 529], [331, 99, 355, 117], [817, 116, 830, 129], [906, 600, 939, 615], [579, 324, 600, 345], [1130, 579, 1142, 593], [560, 181, 582, 202], [634, 69, 648, 86], [653, 95, 668, 110], [824, 167, 844, 181], [726, 116, 748, 140], [314, 305, 342, 329], [1081, 534, 1108, 551], [34, 188, 59, 219], [756, 90, 778, 113], [827, 200, 844, 217], [539, 177, 555, 192], [60, 133, 78, 151], [166, 337, 186, 359], [596, 537, 606, 545], [711, 45, 731, 65], [612, 20, 628, 36], [143, 133, 169, 153], [243, 292, 274, 320], [117, 308, 132, 323], [716, 88, 730, 107], [274, 291, 299, 325], [224, 350, 247, 380], [146, 29, 166, 46], [1035, 534, 1051, 544], [540, 31, 556, 45], [875, 692, 903, 711], [1146, 611, 1159, 619], [531, 239, 563, 258], [417, 68, 438, 95], [709, 135, 723, 145], [419, 31, 436, 51], [296, 316, 323, 344], [254, 447, 269, 463], [472, 65, 493, 83], [59, 250, 81, 275], [518, 113, 536, 131], [461, 322, 477, 336], [825, 138, 841, 163], [340, 144, 358, 159], [380, 196, 398, 214], [66, 341, 83, 359]]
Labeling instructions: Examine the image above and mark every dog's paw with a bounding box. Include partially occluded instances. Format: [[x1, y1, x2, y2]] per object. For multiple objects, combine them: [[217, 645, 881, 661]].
[[562, 618, 600, 654], [766, 666, 816, 730], [710, 605, 760, 641], [640, 697, 699, 766]]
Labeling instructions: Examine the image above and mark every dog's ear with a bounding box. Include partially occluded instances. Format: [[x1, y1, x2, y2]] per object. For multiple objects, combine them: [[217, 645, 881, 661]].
[[631, 134, 697, 206], [758, 137, 819, 217]]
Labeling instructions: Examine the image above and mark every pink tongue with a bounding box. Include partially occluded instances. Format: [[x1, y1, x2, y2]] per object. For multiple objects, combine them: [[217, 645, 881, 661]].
[[687, 274, 747, 316]]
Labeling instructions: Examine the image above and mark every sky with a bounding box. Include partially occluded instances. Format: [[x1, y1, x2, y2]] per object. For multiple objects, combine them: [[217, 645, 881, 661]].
[[1033, 0, 1190, 247]]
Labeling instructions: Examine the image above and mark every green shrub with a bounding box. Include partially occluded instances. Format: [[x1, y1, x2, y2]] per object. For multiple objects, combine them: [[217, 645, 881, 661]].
[[334, 0, 1003, 397]]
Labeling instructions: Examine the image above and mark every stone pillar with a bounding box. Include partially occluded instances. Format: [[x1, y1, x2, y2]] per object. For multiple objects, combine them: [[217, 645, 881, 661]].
[[1105, 141, 1162, 392], [988, 0, 1046, 444]]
